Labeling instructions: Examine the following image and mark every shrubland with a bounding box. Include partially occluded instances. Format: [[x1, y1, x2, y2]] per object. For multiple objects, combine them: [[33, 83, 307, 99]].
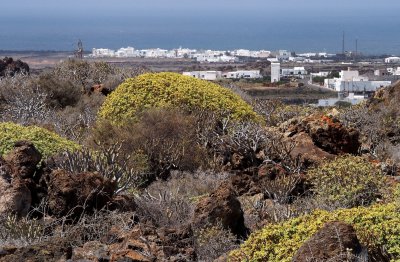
[[0, 58, 399, 261]]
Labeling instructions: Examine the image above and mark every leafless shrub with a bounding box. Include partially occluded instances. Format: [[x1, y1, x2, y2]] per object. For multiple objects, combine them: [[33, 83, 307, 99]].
[[262, 175, 302, 204], [135, 188, 194, 228], [91, 109, 209, 179], [61, 210, 135, 247], [0, 74, 52, 125], [0, 214, 44, 246], [194, 222, 239, 261], [134, 170, 227, 228], [263, 132, 304, 174], [340, 102, 400, 161], [51, 144, 150, 194], [253, 99, 315, 126], [0, 200, 135, 250], [52, 59, 148, 91]]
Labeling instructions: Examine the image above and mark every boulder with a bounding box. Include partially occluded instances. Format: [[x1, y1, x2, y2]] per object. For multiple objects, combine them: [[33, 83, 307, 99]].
[[45, 170, 115, 218], [292, 221, 364, 262], [4, 141, 42, 179], [0, 240, 72, 262], [258, 161, 288, 180], [228, 172, 261, 196], [0, 57, 29, 77], [288, 132, 334, 166], [109, 224, 196, 262], [192, 183, 247, 238], [72, 241, 110, 261], [281, 114, 360, 156], [0, 176, 31, 217]]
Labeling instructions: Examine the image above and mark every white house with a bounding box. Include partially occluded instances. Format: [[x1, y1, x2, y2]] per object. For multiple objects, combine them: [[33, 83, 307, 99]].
[[281, 67, 308, 77], [223, 70, 262, 79], [183, 71, 223, 81], [324, 69, 391, 92], [115, 47, 137, 57], [311, 72, 330, 77], [385, 57, 400, 63], [277, 50, 291, 61], [92, 48, 115, 57], [271, 63, 280, 83], [394, 67, 400, 76]]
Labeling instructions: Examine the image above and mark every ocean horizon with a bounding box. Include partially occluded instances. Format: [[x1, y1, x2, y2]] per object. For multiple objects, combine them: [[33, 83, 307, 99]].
[[1, 11, 399, 55]]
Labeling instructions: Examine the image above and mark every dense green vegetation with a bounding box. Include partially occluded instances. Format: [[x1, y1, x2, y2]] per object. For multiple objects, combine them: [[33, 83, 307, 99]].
[[98, 72, 260, 124], [0, 122, 80, 157], [230, 203, 400, 262]]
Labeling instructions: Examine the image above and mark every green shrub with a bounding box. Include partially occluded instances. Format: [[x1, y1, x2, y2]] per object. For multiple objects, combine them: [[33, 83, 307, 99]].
[[229, 203, 400, 261], [0, 122, 80, 158], [307, 155, 385, 208], [98, 72, 260, 124]]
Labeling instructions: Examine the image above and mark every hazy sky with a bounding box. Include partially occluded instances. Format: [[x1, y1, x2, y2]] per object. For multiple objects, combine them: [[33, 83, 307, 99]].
[[3, 0, 400, 17]]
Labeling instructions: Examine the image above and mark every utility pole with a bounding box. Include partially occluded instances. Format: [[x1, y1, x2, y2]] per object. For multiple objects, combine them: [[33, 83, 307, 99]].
[[355, 38, 358, 62], [75, 39, 83, 59], [342, 31, 345, 57]]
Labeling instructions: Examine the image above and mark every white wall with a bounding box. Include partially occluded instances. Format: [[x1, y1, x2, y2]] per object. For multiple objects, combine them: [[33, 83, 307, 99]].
[[271, 63, 280, 83]]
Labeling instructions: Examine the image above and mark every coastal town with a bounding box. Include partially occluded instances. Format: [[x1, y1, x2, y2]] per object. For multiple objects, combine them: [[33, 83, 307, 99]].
[[88, 46, 399, 106]]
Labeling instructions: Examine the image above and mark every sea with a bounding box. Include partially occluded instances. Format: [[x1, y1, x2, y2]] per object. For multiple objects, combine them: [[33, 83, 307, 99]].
[[0, 12, 399, 55]]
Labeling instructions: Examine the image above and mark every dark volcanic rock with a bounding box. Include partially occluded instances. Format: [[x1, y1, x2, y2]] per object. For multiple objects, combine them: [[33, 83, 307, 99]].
[[0, 240, 72, 262], [292, 221, 364, 262], [193, 183, 247, 238], [107, 224, 196, 262], [278, 114, 360, 167], [229, 172, 261, 196], [45, 170, 116, 218], [4, 141, 42, 179], [0, 175, 31, 217], [0, 57, 29, 77], [281, 114, 360, 155]]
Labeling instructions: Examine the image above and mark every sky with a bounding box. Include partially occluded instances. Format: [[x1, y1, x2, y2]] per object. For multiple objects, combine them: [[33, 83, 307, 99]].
[[3, 0, 400, 17], [1, 0, 400, 53]]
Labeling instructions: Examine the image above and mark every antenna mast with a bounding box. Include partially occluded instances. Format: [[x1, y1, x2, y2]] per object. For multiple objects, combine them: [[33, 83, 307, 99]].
[[342, 31, 345, 56], [355, 38, 358, 61], [75, 39, 84, 59]]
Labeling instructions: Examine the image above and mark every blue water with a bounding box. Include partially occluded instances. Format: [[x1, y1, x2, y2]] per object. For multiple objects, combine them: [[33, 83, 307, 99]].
[[0, 12, 399, 55]]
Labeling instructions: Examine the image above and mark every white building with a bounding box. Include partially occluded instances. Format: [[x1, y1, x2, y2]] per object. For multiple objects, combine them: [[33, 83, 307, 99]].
[[385, 57, 400, 63], [223, 70, 262, 79], [174, 47, 197, 58], [183, 71, 223, 81], [194, 54, 237, 63], [255, 50, 271, 58], [281, 67, 308, 77], [340, 70, 367, 81], [115, 47, 137, 57], [271, 63, 281, 83], [277, 50, 291, 61], [311, 72, 330, 77], [324, 69, 391, 92], [393, 67, 400, 76], [318, 94, 366, 107], [92, 48, 115, 57]]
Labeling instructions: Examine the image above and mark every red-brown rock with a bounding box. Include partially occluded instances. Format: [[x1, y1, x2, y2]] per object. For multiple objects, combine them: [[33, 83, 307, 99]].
[[0, 176, 31, 217], [192, 183, 247, 238], [292, 221, 364, 262], [281, 114, 360, 156], [109, 224, 195, 262], [4, 141, 42, 179], [45, 170, 116, 218]]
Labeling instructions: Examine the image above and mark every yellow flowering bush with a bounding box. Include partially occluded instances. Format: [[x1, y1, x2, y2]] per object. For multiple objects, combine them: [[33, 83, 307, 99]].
[[229, 203, 400, 261], [307, 155, 385, 208], [0, 122, 80, 158], [98, 72, 260, 124]]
